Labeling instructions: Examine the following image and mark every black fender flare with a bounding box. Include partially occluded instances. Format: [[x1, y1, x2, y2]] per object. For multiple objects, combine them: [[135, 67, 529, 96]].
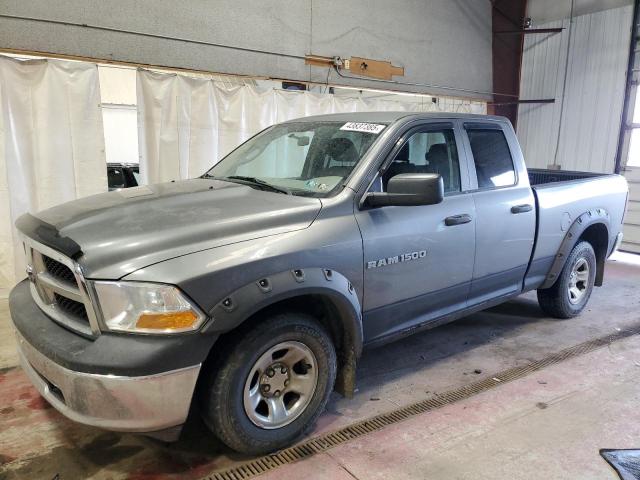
[[540, 208, 610, 289], [203, 268, 362, 354], [201, 268, 363, 396]]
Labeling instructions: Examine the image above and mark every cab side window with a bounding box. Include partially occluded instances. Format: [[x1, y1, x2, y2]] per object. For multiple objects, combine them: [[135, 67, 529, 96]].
[[466, 129, 516, 188], [381, 129, 461, 194]]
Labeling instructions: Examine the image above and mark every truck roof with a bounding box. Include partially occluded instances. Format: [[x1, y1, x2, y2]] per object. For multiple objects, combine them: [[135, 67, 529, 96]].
[[285, 111, 509, 124]]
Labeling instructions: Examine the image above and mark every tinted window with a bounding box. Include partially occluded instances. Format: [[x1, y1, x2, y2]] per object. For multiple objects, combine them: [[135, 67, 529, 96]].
[[107, 167, 125, 189], [381, 129, 461, 194], [467, 129, 515, 188], [131, 169, 141, 186]]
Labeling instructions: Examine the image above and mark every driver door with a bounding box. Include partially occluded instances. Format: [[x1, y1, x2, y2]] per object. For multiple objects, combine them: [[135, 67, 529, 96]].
[[355, 122, 476, 343]]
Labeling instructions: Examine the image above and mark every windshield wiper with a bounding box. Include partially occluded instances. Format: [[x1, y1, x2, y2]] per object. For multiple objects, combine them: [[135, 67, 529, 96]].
[[221, 175, 292, 195]]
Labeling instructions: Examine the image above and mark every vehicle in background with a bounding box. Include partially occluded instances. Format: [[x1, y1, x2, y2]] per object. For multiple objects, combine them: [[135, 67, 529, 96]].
[[107, 163, 140, 190], [10, 113, 628, 455]]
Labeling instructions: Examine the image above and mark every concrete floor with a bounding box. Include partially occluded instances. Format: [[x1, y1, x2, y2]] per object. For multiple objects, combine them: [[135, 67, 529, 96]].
[[1, 252, 639, 480]]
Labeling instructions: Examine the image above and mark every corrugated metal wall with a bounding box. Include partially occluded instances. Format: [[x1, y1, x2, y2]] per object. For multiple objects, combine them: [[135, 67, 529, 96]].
[[517, 5, 633, 172], [622, 167, 640, 253]]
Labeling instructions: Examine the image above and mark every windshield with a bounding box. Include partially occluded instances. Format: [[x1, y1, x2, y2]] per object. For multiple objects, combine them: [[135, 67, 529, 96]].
[[204, 121, 387, 197]]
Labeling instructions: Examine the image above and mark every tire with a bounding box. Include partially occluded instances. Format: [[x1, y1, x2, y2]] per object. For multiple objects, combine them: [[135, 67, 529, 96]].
[[200, 311, 337, 455], [537, 241, 596, 319]]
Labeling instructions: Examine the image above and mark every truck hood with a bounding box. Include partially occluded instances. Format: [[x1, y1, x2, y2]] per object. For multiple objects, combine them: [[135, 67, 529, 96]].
[[30, 179, 322, 279]]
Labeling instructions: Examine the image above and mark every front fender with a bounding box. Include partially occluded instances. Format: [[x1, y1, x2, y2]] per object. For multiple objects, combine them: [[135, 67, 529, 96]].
[[201, 267, 363, 358]]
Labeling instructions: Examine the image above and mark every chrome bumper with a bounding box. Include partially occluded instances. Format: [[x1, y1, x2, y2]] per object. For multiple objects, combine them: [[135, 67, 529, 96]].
[[16, 330, 201, 433]]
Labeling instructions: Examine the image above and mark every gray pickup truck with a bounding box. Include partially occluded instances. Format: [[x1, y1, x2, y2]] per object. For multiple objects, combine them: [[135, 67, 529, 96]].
[[10, 112, 628, 454]]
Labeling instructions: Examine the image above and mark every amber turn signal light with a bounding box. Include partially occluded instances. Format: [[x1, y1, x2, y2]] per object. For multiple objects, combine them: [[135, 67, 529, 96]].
[[135, 310, 199, 330]]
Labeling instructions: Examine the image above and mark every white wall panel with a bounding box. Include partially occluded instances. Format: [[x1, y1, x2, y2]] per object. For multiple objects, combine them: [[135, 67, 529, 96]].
[[528, 0, 632, 24], [517, 5, 633, 173], [517, 19, 566, 170], [622, 166, 640, 253]]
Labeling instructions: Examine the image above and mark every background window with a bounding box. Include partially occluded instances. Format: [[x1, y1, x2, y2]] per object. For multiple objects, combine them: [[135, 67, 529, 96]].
[[467, 129, 515, 188], [381, 129, 461, 193]]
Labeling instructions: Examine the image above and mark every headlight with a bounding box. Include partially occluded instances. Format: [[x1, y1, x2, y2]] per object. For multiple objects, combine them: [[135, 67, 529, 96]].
[[92, 281, 206, 334]]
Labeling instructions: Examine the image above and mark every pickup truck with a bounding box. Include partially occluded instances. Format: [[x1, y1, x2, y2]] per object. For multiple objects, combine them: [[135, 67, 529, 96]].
[[9, 112, 628, 455], [107, 162, 140, 191]]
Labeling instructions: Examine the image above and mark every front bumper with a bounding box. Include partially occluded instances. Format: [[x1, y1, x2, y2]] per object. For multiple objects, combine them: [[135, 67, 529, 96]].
[[9, 280, 212, 434], [16, 330, 200, 433]]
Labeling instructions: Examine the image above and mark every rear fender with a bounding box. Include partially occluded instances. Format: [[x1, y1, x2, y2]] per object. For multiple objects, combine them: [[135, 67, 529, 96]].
[[540, 209, 610, 289]]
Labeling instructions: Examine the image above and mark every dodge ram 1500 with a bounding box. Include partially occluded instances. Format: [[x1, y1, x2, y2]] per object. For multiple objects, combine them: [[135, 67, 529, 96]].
[[10, 112, 628, 454]]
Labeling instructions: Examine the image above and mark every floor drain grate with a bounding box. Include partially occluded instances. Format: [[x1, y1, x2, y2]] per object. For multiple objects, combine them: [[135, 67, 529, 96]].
[[204, 326, 640, 480]]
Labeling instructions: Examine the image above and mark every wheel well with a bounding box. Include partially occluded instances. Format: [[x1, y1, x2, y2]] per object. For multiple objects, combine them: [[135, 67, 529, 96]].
[[208, 293, 359, 397], [578, 223, 609, 286], [256, 295, 347, 354]]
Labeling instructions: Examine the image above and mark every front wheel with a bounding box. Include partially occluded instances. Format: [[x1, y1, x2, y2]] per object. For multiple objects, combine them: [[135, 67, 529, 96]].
[[200, 312, 336, 455], [537, 241, 596, 319]]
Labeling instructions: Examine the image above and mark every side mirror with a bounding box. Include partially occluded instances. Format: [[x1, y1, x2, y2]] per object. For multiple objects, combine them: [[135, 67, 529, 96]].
[[366, 173, 444, 207]]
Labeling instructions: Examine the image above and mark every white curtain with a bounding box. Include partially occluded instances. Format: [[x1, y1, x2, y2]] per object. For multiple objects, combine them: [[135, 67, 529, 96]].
[[0, 55, 107, 290], [137, 68, 486, 184]]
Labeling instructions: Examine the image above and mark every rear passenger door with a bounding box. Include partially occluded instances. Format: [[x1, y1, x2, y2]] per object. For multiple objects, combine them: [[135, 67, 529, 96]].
[[463, 122, 536, 304]]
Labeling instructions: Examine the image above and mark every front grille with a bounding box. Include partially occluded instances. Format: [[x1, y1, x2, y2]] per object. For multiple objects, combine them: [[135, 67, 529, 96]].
[[23, 238, 98, 337], [43, 255, 76, 284], [54, 293, 89, 322]]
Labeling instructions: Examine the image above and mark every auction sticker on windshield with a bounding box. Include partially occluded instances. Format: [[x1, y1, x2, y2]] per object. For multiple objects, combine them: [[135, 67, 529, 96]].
[[340, 122, 386, 134]]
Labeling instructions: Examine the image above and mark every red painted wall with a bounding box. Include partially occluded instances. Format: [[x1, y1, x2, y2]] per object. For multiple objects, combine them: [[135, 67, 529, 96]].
[[489, 0, 528, 128]]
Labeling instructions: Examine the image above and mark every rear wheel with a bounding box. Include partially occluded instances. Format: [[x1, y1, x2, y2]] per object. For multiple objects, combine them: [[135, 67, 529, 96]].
[[200, 312, 336, 455], [537, 241, 596, 319]]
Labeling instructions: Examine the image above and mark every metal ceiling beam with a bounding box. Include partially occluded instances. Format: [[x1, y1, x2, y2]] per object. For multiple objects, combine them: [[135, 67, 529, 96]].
[[489, 99, 555, 106], [495, 28, 564, 35]]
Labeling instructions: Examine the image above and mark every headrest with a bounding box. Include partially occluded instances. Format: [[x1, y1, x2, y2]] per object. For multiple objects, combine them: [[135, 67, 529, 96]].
[[425, 143, 448, 161], [327, 138, 358, 163]]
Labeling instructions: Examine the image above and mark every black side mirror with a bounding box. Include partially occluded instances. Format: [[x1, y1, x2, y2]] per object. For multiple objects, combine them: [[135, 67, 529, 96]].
[[366, 173, 444, 207]]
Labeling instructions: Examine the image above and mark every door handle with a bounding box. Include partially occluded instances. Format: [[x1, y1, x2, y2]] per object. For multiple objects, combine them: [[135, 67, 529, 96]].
[[445, 214, 472, 226], [511, 204, 533, 214]]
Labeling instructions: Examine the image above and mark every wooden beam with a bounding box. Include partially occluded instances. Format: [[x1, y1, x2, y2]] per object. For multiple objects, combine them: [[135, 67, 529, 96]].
[[348, 57, 404, 81], [304, 54, 335, 68], [305, 54, 405, 81]]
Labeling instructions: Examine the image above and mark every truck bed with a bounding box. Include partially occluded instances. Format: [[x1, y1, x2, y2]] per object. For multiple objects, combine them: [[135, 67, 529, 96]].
[[524, 170, 628, 291], [528, 168, 608, 186]]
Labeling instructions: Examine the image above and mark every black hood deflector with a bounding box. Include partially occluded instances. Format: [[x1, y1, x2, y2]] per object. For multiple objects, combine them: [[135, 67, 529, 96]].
[[16, 213, 83, 259]]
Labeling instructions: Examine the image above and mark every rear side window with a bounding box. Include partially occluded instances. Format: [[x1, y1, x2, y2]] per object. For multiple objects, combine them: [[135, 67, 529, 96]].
[[467, 129, 515, 188]]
